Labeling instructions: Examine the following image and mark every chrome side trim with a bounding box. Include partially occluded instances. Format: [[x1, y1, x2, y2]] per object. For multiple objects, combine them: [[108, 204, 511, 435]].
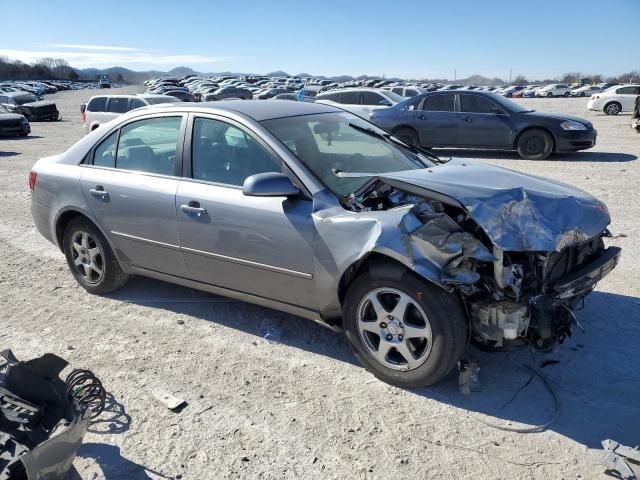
[[110, 231, 181, 251], [110, 231, 313, 280], [181, 246, 313, 279]]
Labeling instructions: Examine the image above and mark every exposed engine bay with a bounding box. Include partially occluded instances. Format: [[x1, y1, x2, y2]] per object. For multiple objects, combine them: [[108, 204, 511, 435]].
[[342, 179, 620, 351]]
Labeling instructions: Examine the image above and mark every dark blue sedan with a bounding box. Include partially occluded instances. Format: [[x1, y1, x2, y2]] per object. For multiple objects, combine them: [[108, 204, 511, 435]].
[[370, 91, 597, 160]]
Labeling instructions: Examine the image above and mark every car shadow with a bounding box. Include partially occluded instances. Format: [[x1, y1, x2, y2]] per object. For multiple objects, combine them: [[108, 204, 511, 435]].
[[67, 443, 173, 480], [0, 151, 19, 157], [108, 277, 640, 449], [0, 135, 43, 142], [433, 148, 637, 162]]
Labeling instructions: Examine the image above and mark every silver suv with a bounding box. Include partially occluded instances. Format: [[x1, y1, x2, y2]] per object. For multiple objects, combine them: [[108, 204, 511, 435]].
[[30, 101, 620, 387]]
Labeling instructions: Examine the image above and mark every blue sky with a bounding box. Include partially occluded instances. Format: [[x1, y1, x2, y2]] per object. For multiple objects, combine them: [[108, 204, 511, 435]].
[[1, 0, 638, 79]]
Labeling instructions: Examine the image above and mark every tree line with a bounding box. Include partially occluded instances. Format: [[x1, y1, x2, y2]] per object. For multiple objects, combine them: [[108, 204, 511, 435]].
[[0, 57, 80, 81]]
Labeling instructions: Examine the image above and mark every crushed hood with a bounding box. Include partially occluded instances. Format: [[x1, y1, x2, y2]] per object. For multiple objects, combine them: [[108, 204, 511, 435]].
[[380, 159, 610, 252]]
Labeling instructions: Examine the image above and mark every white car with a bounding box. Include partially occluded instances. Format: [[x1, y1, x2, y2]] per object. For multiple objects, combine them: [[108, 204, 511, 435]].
[[535, 84, 571, 98], [570, 85, 600, 97], [587, 84, 640, 115], [315, 88, 405, 118], [82, 94, 181, 133]]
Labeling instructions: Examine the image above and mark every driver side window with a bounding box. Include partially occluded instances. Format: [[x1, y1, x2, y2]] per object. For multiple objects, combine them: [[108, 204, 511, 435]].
[[191, 117, 282, 187]]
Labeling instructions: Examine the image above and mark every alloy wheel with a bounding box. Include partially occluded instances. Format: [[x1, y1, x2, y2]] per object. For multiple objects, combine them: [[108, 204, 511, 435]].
[[356, 288, 433, 371], [70, 230, 104, 284]]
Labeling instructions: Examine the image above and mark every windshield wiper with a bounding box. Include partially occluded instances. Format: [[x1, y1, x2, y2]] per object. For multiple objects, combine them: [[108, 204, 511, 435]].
[[348, 123, 447, 164]]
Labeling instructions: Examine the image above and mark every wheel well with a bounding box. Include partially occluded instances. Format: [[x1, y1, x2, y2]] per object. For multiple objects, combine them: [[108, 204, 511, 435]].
[[604, 101, 621, 110], [337, 253, 410, 306], [391, 125, 417, 135], [514, 126, 556, 152], [55, 210, 91, 251]]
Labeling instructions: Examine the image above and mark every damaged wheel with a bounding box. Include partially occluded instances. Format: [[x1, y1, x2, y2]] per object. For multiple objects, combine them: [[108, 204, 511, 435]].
[[516, 129, 553, 160], [343, 270, 467, 387], [62, 217, 128, 294]]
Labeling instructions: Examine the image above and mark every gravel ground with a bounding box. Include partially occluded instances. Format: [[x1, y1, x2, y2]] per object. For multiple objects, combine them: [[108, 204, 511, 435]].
[[0, 87, 638, 480]]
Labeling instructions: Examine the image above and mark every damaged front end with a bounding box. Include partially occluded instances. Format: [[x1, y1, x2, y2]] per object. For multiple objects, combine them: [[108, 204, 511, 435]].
[[326, 160, 621, 351], [0, 350, 105, 480]]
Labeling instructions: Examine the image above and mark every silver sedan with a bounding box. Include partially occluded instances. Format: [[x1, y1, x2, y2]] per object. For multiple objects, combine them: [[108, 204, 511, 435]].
[[30, 100, 620, 387]]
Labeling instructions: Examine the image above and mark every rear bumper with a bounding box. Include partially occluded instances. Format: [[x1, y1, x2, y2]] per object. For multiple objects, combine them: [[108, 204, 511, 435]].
[[29, 111, 60, 121], [31, 200, 56, 246], [555, 128, 597, 151]]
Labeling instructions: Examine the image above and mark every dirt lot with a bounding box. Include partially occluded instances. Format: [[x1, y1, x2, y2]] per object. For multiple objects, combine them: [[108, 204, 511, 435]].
[[1, 87, 638, 479]]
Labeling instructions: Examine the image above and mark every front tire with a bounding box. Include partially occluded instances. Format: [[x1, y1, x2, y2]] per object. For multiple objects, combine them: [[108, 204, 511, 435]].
[[343, 270, 467, 388], [517, 128, 553, 160], [62, 217, 128, 294]]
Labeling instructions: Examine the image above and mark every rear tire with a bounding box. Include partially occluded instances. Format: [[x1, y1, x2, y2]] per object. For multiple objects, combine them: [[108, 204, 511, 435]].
[[547, 92, 553, 97], [564, 91, 570, 97], [604, 102, 621, 115], [62, 217, 128, 294], [393, 127, 419, 146], [343, 269, 467, 388], [516, 128, 553, 160]]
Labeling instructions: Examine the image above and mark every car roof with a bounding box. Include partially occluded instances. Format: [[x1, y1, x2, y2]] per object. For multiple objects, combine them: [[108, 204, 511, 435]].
[[195, 99, 338, 120], [150, 99, 340, 121]]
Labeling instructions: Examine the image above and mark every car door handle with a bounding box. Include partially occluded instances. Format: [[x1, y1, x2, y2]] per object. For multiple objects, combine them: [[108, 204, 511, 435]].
[[417, 114, 427, 120], [180, 201, 207, 216], [89, 186, 108, 198], [463, 116, 473, 123]]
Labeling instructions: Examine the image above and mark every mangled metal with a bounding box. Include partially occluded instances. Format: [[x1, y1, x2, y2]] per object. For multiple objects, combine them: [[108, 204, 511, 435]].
[[599, 439, 640, 480], [312, 158, 620, 351], [0, 350, 105, 480]]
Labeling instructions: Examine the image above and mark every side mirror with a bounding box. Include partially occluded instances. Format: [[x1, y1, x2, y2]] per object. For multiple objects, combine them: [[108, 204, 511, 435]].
[[490, 107, 505, 115], [242, 172, 300, 198], [379, 100, 392, 106]]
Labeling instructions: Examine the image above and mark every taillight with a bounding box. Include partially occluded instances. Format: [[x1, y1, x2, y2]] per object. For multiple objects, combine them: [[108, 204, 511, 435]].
[[82, 111, 86, 123], [28, 171, 37, 192]]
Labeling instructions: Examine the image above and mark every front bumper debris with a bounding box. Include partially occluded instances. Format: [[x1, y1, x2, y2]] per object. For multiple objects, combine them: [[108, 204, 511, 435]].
[[0, 350, 105, 480]]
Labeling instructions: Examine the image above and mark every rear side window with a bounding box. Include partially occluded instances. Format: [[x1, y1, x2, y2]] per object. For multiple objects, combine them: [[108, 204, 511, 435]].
[[93, 131, 118, 168], [459, 95, 498, 114], [115, 117, 183, 176], [107, 98, 129, 113], [87, 97, 107, 112], [617, 86, 636, 95], [340, 91, 360, 104], [420, 94, 454, 112], [405, 89, 419, 97]]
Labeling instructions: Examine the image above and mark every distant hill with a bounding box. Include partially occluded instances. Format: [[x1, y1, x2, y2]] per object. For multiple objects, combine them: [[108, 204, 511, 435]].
[[76, 65, 507, 86]]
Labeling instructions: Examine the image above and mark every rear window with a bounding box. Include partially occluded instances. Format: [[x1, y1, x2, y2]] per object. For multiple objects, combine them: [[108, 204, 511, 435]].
[[107, 98, 129, 113], [87, 97, 107, 112]]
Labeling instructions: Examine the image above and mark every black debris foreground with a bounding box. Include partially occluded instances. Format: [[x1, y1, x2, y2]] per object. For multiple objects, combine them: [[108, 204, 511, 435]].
[[0, 350, 105, 480]]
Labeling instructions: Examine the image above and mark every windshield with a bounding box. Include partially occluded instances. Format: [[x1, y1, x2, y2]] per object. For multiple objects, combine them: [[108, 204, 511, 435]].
[[383, 90, 405, 103], [261, 112, 433, 197], [487, 93, 533, 113]]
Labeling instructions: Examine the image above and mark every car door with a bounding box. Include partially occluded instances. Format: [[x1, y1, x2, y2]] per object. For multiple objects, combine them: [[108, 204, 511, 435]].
[[457, 94, 514, 148], [79, 113, 187, 276], [414, 93, 457, 146], [175, 114, 316, 308], [616, 86, 640, 111]]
